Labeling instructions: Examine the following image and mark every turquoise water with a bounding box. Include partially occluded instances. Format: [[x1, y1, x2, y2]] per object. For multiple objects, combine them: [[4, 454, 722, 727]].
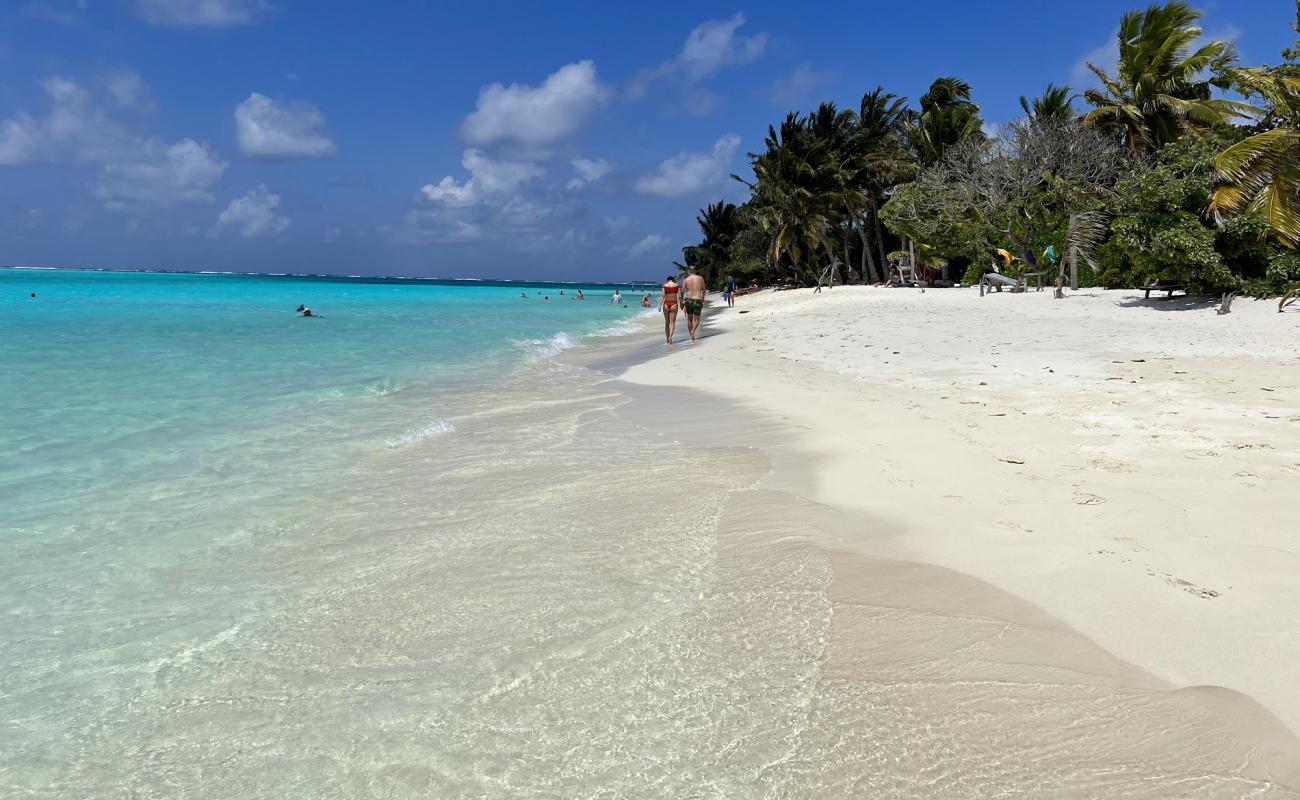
[[1, 268, 646, 545], [5, 268, 1299, 798]]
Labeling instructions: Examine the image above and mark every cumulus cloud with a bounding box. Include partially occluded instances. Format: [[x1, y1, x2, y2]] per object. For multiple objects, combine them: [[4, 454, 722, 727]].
[[22, 0, 88, 24], [0, 77, 127, 164], [635, 134, 740, 197], [131, 0, 268, 27], [96, 138, 227, 208], [628, 233, 670, 257], [770, 64, 834, 107], [674, 14, 767, 81], [210, 185, 291, 238], [629, 14, 767, 100], [0, 75, 228, 209], [460, 61, 605, 151], [1070, 34, 1120, 92], [421, 149, 544, 207], [101, 70, 155, 112], [567, 156, 611, 189], [234, 93, 336, 160]]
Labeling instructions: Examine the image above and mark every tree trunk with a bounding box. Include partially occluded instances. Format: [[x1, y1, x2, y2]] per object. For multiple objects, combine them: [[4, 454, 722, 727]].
[[869, 192, 888, 272], [842, 219, 855, 283], [858, 223, 880, 283]]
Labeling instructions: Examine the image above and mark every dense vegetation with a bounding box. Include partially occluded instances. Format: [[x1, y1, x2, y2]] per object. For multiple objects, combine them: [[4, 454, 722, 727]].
[[682, 1, 1300, 298]]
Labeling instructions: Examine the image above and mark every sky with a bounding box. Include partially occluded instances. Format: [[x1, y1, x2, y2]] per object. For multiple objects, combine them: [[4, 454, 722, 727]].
[[0, 0, 1293, 281]]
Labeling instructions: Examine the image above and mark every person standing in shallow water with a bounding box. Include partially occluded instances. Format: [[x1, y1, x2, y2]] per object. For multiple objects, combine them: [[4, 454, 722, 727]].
[[682, 264, 706, 343], [660, 274, 680, 346]]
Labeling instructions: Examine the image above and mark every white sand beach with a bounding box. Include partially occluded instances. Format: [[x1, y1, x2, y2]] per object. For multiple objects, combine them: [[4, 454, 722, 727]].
[[621, 286, 1300, 741]]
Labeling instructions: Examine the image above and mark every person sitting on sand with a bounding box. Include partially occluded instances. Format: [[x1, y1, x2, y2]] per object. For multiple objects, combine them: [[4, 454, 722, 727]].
[[681, 264, 706, 343], [660, 275, 680, 346]]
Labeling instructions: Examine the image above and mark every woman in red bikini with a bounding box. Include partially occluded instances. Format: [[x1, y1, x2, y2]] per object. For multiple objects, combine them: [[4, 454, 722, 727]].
[[660, 274, 681, 346]]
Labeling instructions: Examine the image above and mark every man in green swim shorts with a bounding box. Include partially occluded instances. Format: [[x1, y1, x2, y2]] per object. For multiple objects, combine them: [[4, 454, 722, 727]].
[[681, 264, 706, 343]]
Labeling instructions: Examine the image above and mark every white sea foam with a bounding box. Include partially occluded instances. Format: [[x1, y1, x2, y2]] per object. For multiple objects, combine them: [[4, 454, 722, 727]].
[[592, 309, 658, 338], [318, 377, 404, 399], [517, 331, 582, 359], [385, 418, 454, 447]]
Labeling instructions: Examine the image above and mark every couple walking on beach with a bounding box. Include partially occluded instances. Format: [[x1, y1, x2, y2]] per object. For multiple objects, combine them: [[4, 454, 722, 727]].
[[661, 265, 706, 346]]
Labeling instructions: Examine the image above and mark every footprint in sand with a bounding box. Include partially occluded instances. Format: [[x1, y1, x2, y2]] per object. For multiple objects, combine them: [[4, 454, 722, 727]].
[[1072, 492, 1106, 506], [996, 521, 1034, 534], [1166, 577, 1222, 599], [1086, 457, 1135, 473]]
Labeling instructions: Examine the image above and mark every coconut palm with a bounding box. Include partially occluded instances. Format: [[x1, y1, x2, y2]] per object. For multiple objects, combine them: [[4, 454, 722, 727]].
[[692, 201, 740, 284], [910, 77, 985, 167], [850, 87, 916, 281], [1019, 83, 1077, 122], [738, 113, 849, 284], [1082, 1, 1254, 154], [1211, 5, 1300, 247]]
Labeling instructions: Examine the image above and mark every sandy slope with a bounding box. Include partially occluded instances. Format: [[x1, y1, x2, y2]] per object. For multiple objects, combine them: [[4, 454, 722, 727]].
[[620, 285, 1300, 735]]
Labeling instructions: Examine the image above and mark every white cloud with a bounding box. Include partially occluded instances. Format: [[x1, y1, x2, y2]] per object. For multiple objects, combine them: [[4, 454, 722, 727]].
[[0, 115, 45, 165], [421, 149, 544, 207], [101, 70, 155, 113], [628, 233, 670, 257], [210, 185, 291, 238], [628, 14, 767, 100], [96, 138, 227, 208], [234, 93, 336, 160], [567, 156, 611, 189], [1070, 34, 1119, 92], [0, 77, 127, 164], [770, 64, 834, 107], [675, 14, 767, 81], [22, 0, 88, 24], [131, 0, 268, 27], [635, 134, 740, 197], [460, 61, 605, 151], [0, 75, 228, 209]]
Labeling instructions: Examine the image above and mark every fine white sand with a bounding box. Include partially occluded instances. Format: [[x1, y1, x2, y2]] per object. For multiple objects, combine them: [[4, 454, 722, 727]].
[[621, 286, 1300, 735]]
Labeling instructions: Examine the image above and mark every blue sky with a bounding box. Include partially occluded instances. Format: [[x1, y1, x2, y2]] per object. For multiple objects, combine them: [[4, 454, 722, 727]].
[[0, 0, 1292, 280]]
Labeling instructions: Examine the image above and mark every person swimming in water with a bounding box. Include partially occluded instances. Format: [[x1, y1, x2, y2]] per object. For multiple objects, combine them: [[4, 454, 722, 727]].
[[641, 293, 651, 308]]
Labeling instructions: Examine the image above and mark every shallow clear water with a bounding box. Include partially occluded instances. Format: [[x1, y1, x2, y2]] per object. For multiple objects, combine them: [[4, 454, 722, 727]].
[[3, 268, 1299, 798]]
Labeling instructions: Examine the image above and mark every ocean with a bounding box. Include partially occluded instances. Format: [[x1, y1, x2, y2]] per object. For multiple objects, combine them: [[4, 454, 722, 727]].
[[3, 268, 1298, 798]]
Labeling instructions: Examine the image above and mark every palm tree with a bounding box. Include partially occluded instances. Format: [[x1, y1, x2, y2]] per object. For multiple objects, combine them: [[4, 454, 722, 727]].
[[850, 87, 916, 282], [1211, 6, 1300, 247], [1020, 83, 1077, 122], [909, 77, 985, 167], [1082, 1, 1253, 154], [738, 113, 847, 284], [693, 201, 740, 284]]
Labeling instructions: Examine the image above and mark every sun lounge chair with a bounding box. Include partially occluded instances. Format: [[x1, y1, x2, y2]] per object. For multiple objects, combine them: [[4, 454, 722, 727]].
[[1142, 280, 1185, 300], [980, 271, 1026, 296], [889, 256, 919, 287]]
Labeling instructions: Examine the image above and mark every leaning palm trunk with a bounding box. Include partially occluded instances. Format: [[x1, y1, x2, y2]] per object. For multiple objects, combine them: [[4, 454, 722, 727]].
[[857, 224, 880, 283], [869, 193, 889, 274], [1056, 210, 1108, 299]]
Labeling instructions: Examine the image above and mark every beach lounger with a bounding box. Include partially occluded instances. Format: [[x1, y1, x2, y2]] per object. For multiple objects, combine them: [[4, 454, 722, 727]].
[[1142, 280, 1185, 300], [979, 271, 1027, 296]]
